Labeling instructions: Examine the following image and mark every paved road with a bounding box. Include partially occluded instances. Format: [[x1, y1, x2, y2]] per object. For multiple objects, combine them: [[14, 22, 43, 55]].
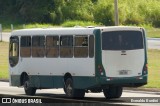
[[1, 32, 160, 50], [147, 38, 160, 49], [0, 81, 160, 105]]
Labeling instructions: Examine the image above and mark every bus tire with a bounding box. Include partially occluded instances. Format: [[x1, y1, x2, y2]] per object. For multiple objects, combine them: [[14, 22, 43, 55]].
[[64, 78, 85, 98], [23, 76, 36, 96], [103, 86, 123, 99]]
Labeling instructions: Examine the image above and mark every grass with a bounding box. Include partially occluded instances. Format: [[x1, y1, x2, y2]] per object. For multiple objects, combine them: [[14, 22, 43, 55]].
[[1, 22, 160, 38], [144, 49, 160, 88], [146, 28, 160, 38], [0, 42, 160, 89], [1, 23, 56, 32], [61, 20, 101, 27], [0, 42, 9, 79], [1, 21, 101, 32]]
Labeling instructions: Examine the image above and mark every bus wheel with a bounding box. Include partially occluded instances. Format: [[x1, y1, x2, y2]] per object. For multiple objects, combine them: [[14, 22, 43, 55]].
[[103, 86, 123, 99], [23, 77, 36, 96], [64, 78, 85, 98]]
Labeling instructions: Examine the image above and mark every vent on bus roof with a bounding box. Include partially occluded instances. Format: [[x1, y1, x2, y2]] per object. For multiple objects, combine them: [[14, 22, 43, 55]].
[[86, 26, 95, 28], [74, 26, 83, 28]]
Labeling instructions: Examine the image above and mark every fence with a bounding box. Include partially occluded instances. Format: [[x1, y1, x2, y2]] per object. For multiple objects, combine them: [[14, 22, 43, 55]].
[[0, 24, 26, 42]]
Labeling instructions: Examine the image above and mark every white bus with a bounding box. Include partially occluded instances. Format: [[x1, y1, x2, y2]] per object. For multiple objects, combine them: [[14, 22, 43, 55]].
[[9, 26, 148, 99]]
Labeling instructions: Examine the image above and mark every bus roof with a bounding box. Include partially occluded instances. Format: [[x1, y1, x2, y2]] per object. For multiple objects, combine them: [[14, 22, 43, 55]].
[[11, 26, 143, 36]]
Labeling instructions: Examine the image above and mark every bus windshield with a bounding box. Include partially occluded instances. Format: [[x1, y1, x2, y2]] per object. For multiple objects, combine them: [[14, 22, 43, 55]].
[[102, 31, 143, 50], [9, 36, 19, 67]]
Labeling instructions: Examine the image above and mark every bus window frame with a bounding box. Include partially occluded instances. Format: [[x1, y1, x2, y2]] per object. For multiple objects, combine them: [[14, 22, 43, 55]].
[[60, 35, 73, 58], [89, 35, 94, 58], [32, 35, 45, 58], [20, 36, 31, 57], [46, 35, 59, 58], [74, 35, 89, 58]]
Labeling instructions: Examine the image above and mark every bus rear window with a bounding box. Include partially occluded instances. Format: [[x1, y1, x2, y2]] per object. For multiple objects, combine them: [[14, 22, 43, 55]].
[[102, 31, 143, 50]]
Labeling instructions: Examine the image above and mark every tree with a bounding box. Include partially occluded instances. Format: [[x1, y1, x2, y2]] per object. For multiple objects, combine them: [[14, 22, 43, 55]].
[[62, 0, 94, 21]]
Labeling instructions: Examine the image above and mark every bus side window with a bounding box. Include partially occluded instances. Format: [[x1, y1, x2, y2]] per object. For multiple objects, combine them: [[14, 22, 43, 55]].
[[46, 36, 59, 57], [74, 36, 88, 58], [60, 36, 73, 58], [89, 35, 94, 58], [32, 36, 45, 57], [20, 36, 31, 57]]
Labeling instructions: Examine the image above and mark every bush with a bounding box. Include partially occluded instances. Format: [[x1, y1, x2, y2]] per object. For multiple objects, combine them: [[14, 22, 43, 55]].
[[62, 0, 94, 21], [119, 0, 160, 27], [93, 0, 114, 26], [143, 0, 160, 27], [1, 0, 160, 27], [118, 0, 145, 25], [61, 20, 100, 27]]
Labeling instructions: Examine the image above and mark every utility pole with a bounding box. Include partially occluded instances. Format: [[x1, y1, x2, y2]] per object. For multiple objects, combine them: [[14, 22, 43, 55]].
[[114, 0, 119, 26]]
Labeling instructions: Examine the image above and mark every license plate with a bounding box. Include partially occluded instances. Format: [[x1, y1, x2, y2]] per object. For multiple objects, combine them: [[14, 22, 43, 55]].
[[119, 70, 128, 75]]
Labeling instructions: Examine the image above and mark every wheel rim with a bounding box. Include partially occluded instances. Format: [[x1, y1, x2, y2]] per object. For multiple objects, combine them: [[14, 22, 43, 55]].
[[24, 81, 29, 90], [66, 79, 73, 97]]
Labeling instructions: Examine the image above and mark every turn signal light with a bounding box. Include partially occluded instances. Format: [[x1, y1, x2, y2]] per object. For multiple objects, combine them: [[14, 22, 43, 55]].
[[143, 64, 148, 74], [98, 65, 103, 75]]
